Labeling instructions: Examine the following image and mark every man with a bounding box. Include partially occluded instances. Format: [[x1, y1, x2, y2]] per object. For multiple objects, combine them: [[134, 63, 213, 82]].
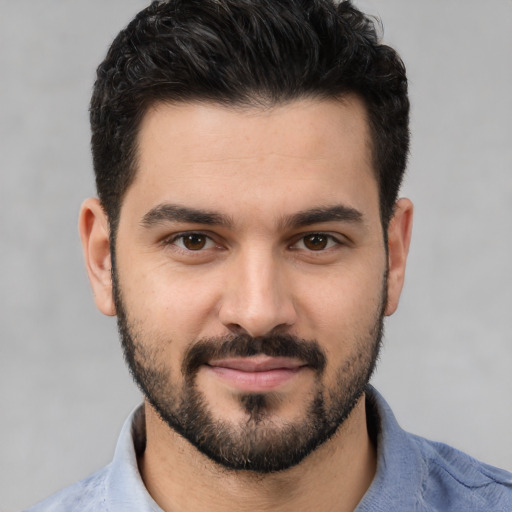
[[26, 0, 512, 510]]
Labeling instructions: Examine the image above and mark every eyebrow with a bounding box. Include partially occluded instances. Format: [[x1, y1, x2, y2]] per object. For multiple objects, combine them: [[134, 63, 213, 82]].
[[141, 204, 233, 228], [281, 205, 364, 230], [141, 203, 364, 230]]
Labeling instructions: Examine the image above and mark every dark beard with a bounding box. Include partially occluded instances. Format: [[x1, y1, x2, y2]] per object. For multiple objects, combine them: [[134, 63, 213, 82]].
[[112, 268, 385, 473]]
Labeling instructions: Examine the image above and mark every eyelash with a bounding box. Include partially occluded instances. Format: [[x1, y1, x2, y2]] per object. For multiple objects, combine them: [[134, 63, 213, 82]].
[[290, 233, 344, 251], [164, 231, 344, 253], [165, 232, 218, 252]]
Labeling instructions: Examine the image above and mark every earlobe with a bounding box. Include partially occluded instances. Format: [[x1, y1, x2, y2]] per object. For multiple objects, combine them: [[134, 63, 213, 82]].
[[384, 198, 413, 316], [78, 198, 116, 316]]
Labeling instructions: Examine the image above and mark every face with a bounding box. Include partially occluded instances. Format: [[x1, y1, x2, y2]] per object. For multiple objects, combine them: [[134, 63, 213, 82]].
[[88, 97, 409, 473]]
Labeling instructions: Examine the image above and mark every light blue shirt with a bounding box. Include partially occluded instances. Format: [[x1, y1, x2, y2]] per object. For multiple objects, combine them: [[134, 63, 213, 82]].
[[25, 387, 512, 511]]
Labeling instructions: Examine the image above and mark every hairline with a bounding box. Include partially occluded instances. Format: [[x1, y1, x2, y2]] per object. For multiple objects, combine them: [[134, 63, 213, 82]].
[[106, 91, 387, 244]]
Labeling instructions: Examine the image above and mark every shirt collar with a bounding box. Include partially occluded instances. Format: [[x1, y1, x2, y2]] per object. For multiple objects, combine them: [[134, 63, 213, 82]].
[[105, 405, 163, 511], [104, 387, 424, 511], [355, 386, 425, 511]]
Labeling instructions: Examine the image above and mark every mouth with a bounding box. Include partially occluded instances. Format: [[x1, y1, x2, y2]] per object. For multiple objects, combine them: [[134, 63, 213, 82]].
[[204, 355, 309, 392]]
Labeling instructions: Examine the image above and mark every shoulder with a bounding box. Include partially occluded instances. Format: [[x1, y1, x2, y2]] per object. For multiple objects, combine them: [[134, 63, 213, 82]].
[[23, 465, 110, 512], [361, 387, 512, 511], [410, 433, 512, 510]]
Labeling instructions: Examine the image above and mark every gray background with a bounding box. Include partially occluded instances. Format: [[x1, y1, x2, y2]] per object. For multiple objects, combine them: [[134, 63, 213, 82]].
[[1, 1, 511, 510]]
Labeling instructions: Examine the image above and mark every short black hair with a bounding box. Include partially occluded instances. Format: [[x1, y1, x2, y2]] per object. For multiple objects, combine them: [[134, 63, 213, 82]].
[[90, 0, 409, 235]]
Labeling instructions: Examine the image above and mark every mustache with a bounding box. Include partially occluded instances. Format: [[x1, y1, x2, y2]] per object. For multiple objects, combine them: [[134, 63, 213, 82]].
[[182, 334, 327, 377]]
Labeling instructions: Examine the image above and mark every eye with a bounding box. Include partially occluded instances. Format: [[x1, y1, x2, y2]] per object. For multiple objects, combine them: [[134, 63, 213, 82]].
[[171, 233, 216, 251], [293, 233, 340, 251]]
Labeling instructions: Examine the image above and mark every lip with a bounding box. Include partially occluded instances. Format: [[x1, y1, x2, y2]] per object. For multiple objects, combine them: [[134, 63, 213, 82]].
[[205, 355, 308, 392]]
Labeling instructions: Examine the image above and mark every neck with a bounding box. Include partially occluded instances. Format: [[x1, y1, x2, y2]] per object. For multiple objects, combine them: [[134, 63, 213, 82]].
[[140, 395, 376, 512]]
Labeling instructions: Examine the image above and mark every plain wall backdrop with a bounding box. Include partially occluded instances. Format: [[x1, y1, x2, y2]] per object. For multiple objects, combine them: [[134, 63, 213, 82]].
[[1, 1, 511, 510]]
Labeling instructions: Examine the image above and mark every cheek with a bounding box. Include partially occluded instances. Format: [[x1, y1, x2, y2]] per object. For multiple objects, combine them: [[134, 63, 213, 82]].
[[294, 261, 385, 354], [118, 257, 224, 345]]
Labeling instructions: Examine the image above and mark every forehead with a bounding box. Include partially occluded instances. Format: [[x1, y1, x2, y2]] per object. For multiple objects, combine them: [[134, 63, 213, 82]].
[[137, 96, 372, 171], [124, 96, 379, 226]]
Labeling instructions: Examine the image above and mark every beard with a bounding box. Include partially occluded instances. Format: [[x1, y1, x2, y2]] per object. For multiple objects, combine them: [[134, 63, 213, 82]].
[[112, 268, 386, 474]]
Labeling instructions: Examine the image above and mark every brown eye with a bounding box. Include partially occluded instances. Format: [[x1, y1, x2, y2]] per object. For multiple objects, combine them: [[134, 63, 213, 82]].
[[303, 234, 329, 251], [181, 234, 208, 250]]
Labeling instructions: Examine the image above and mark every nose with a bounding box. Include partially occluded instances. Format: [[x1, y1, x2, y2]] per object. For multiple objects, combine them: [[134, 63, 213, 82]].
[[218, 248, 297, 337]]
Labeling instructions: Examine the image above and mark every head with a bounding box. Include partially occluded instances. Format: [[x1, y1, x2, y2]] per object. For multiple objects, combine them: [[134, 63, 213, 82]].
[[90, 0, 409, 237], [81, 0, 413, 473]]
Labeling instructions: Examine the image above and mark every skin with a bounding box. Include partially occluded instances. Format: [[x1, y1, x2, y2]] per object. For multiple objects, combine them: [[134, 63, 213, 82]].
[[80, 96, 413, 512]]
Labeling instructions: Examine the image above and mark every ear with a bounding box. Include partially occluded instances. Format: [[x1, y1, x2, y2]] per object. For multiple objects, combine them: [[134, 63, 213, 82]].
[[78, 198, 116, 316], [385, 198, 413, 316]]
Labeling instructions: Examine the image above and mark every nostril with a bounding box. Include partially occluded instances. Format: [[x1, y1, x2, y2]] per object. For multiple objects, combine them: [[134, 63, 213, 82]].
[[224, 321, 294, 340], [226, 323, 246, 336]]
